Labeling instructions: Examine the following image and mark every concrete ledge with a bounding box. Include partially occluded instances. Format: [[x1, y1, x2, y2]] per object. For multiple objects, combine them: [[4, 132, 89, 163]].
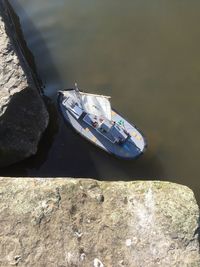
[[0, 178, 199, 266]]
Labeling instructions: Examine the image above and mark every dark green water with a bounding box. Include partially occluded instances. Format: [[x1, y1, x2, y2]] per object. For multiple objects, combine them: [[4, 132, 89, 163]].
[[3, 0, 200, 200]]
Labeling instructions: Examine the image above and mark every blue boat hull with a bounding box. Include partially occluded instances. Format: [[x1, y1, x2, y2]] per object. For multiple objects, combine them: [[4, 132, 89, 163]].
[[58, 90, 147, 159]]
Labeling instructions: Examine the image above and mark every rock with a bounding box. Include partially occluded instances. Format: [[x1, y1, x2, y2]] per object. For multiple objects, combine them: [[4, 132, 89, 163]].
[[0, 178, 199, 267], [0, 1, 49, 167]]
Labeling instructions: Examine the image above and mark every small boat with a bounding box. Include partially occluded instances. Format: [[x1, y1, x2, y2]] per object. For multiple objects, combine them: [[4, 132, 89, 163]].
[[58, 84, 147, 159]]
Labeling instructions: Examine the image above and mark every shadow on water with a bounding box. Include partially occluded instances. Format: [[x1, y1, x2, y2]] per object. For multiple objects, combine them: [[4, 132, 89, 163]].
[[0, 0, 165, 181], [84, 145, 166, 181], [6, 0, 60, 94]]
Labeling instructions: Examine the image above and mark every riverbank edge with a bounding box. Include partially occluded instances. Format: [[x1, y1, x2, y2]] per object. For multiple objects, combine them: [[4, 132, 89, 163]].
[[0, 0, 49, 167]]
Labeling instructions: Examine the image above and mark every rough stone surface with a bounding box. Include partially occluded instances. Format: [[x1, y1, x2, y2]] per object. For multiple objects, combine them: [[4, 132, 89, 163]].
[[0, 1, 49, 167], [0, 178, 199, 267]]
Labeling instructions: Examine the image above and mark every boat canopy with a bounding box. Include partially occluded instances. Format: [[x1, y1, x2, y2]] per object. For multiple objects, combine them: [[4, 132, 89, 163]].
[[80, 93, 112, 120]]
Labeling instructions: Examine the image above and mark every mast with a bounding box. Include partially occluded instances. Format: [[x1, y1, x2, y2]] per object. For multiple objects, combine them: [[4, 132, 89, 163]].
[[74, 82, 82, 107], [75, 82, 79, 92]]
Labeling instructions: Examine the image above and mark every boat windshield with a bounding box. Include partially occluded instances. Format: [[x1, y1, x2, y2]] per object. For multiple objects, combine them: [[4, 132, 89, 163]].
[[80, 93, 112, 120]]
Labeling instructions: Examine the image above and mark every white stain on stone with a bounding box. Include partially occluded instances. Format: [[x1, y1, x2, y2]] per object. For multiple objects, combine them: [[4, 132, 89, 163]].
[[41, 201, 48, 209], [74, 231, 83, 238], [145, 187, 154, 210], [80, 253, 86, 261], [94, 258, 104, 267], [126, 239, 132, 247], [136, 186, 155, 230]]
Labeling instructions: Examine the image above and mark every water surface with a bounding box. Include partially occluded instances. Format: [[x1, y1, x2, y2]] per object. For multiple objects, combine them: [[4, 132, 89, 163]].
[[3, 0, 200, 200]]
